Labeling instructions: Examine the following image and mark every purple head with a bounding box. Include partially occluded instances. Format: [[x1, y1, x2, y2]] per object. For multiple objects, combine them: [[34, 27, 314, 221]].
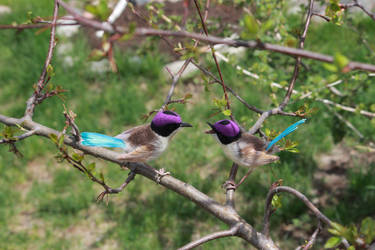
[[152, 110, 182, 126], [151, 110, 192, 137], [206, 119, 241, 144]]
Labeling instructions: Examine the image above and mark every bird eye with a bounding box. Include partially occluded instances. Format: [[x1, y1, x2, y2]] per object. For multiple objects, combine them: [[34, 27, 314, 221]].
[[219, 120, 230, 125], [163, 110, 178, 116]]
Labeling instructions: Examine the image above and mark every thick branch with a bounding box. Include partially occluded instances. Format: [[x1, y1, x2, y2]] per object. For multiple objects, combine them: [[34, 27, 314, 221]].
[[0, 113, 278, 250], [178, 223, 240, 250]]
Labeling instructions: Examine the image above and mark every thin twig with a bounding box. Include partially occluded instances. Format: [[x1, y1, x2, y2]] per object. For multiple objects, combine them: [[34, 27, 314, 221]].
[[349, 0, 375, 22], [193, 0, 232, 118], [162, 59, 192, 109], [0, 22, 78, 30], [0, 130, 37, 144], [97, 171, 136, 201], [262, 186, 331, 237], [325, 104, 364, 139], [302, 221, 321, 250], [161, 0, 210, 110], [178, 223, 241, 250], [25, 0, 59, 118]]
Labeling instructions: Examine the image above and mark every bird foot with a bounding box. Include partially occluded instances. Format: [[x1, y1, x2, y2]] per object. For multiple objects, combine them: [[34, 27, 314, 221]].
[[155, 168, 170, 184], [222, 180, 237, 190]]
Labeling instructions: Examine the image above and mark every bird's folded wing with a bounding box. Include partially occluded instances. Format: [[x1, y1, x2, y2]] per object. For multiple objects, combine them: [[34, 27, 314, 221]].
[[117, 145, 153, 162], [241, 146, 279, 166]]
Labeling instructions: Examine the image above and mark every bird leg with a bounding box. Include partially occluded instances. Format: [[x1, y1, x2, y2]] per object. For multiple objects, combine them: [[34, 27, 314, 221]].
[[235, 167, 255, 188], [155, 168, 170, 184]]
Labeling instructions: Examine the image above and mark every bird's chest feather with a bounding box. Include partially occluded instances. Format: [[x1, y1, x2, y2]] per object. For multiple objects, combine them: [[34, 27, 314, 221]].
[[221, 141, 243, 163]]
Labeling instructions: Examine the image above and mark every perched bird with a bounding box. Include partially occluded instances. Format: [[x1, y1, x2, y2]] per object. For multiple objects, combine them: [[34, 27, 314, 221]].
[[81, 110, 192, 164], [206, 119, 306, 185]]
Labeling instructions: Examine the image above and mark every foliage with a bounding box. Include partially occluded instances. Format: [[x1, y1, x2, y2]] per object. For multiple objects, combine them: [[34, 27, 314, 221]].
[[0, 0, 375, 249]]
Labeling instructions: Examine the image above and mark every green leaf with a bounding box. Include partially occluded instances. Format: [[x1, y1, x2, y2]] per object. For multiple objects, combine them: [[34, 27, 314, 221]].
[[184, 93, 193, 100], [271, 194, 282, 209], [334, 53, 349, 70], [49, 133, 58, 144], [58, 134, 64, 147], [222, 109, 232, 116], [324, 236, 341, 248], [72, 153, 84, 162], [361, 217, 375, 244], [120, 22, 137, 41], [241, 14, 259, 39], [99, 171, 105, 183], [47, 64, 55, 77], [323, 63, 338, 72], [87, 162, 96, 172]]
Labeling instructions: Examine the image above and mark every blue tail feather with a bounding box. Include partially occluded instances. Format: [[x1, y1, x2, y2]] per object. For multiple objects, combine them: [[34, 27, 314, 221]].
[[266, 119, 306, 151], [81, 132, 126, 148]]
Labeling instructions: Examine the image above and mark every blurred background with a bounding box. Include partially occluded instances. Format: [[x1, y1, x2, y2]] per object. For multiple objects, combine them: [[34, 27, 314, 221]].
[[0, 0, 375, 249]]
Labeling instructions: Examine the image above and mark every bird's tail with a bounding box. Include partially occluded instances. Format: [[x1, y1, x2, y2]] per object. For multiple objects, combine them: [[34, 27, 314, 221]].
[[81, 132, 126, 148], [266, 119, 306, 151]]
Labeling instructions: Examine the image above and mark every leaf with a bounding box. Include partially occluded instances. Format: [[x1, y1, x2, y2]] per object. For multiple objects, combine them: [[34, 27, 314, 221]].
[[58, 134, 64, 147], [334, 53, 349, 70], [47, 64, 55, 77], [361, 217, 375, 244], [72, 153, 84, 162], [184, 93, 192, 100], [87, 162, 96, 172], [324, 236, 342, 248], [99, 171, 105, 183], [222, 109, 232, 116], [49, 133, 58, 144], [243, 14, 259, 35], [120, 22, 137, 41], [271, 194, 282, 209], [323, 63, 338, 72]]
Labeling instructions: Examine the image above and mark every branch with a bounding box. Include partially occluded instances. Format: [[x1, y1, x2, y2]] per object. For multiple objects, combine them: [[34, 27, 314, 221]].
[[279, 0, 314, 110], [325, 104, 364, 139], [193, 0, 232, 116], [178, 223, 240, 250], [97, 171, 136, 202], [161, 0, 210, 110], [299, 221, 321, 250], [0, 113, 279, 250], [25, 0, 59, 118], [0, 130, 37, 144], [348, 0, 375, 22], [55, 0, 375, 73], [262, 186, 331, 237], [0, 22, 78, 30]]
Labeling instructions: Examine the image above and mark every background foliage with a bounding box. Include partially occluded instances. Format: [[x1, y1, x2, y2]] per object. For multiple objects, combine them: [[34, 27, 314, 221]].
[[0, 0, 375, 249]]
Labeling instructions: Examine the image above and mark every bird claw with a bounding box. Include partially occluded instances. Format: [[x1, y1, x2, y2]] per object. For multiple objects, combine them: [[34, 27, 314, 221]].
[[155, 168, 170, 184], [222, 180, 237, 190]]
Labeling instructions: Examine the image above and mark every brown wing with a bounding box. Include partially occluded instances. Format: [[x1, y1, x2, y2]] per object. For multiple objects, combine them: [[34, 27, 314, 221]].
[[117, 145, 154, 162], [240, 133, 266, 151], [241, 145, 279, 166], [116, 124, 157, 147]]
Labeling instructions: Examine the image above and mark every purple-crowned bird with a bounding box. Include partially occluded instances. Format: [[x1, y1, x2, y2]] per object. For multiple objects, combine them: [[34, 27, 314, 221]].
[[206, 119, 306, 186], [80, 110, 192, 178]]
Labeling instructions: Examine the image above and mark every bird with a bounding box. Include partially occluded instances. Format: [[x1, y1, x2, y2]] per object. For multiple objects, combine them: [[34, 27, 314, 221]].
[[206, 119, 306, 186], [80, 110, 192, 179]]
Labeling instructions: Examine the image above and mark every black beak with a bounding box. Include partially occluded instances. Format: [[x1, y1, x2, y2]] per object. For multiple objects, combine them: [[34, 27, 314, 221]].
[[180, 122, 193, 128], [205, 122, 215, 134]]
